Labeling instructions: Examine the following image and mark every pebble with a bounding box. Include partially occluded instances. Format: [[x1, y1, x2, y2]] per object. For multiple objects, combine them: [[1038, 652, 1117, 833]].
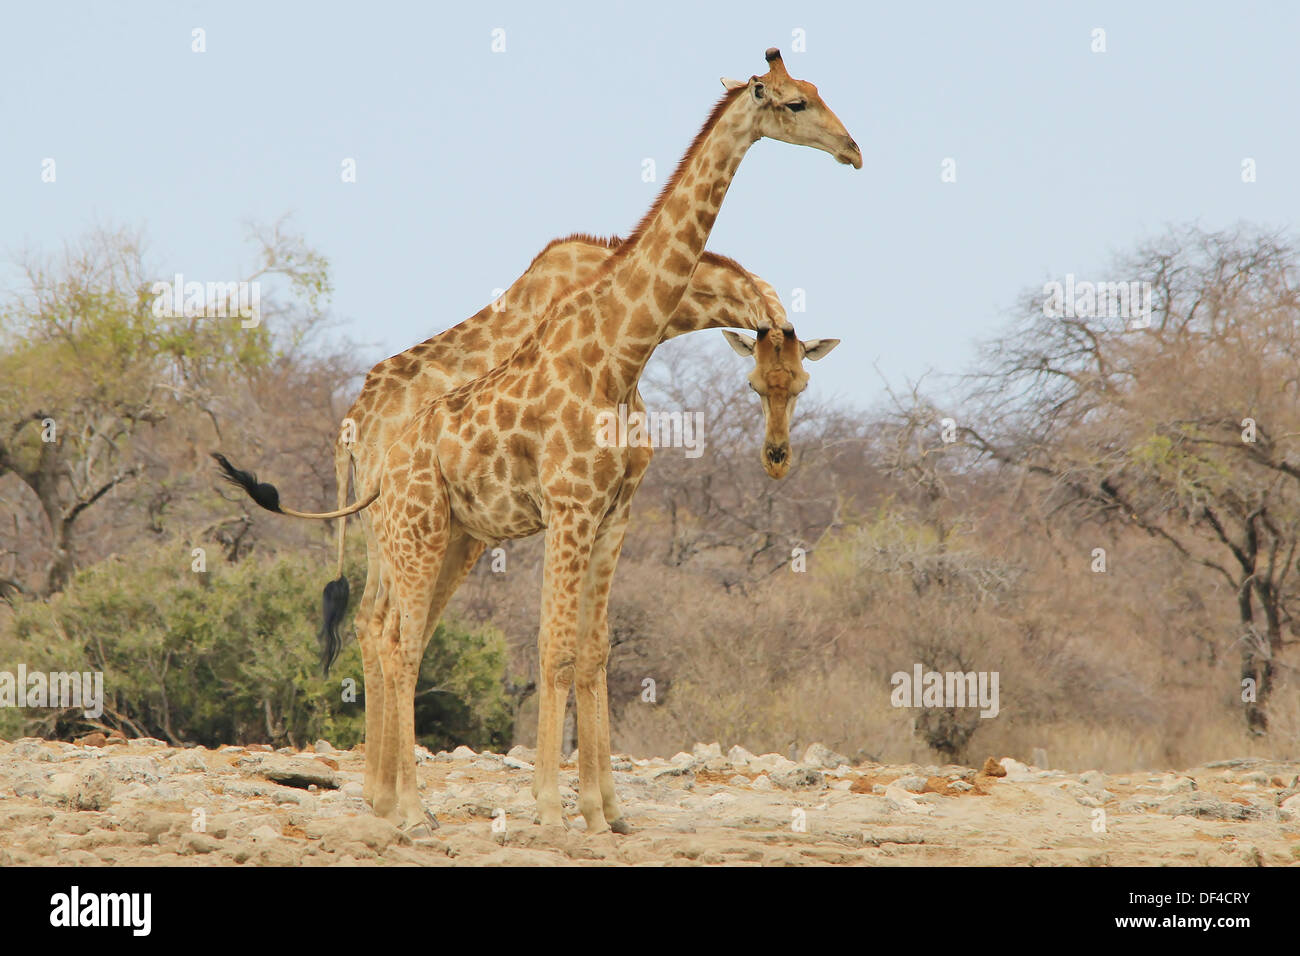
[[998, 758, 1033, 781], [749, 753, 798, 775], [802, 743, 850, 769], [727, 745, 756, 767], [167, 751, 207, 773], [895, 775, 928, 793], [1159, 776, 1196, 794], [773, 768, 824, 791]]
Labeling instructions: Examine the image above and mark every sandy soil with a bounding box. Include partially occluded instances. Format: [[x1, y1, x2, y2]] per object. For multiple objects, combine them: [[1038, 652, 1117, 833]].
[[1, 736, 1297, 866]]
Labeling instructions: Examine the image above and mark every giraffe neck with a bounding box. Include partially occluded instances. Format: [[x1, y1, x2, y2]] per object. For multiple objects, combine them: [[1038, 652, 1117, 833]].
[[662, 261, 777, 338], [594, 90, 755, 392]]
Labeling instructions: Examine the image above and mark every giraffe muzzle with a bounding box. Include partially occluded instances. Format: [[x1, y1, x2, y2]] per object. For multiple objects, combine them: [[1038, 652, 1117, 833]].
[[764, 443, 791, 478], [837, 137, 863, 169]]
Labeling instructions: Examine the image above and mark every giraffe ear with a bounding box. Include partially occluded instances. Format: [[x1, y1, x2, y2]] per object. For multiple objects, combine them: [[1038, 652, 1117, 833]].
[[722, 329, 757, 357], [720, 76, 748, 91], [801, 338, 840, 361]]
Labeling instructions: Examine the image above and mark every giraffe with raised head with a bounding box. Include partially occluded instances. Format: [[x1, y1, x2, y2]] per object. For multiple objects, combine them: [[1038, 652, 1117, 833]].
[[360, 47, 859, 831], [214, 233, 839, 805]]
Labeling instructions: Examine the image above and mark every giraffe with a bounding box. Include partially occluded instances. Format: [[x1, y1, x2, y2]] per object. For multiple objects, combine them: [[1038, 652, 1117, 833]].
[[360, 48, 859, 831], [214, 234, 839, 804]]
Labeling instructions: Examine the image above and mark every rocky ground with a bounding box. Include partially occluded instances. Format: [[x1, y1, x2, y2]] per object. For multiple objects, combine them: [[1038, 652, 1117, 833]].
[[1, 734, 1297, 866]]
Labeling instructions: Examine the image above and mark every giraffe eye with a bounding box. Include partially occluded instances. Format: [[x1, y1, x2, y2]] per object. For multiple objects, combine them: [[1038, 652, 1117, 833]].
[[786, 100, 806, 113]]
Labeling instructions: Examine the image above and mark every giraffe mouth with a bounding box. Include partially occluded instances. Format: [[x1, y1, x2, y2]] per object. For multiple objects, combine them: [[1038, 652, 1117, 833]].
[[835, 136, 863, 169], [763, 443, 791, 479]]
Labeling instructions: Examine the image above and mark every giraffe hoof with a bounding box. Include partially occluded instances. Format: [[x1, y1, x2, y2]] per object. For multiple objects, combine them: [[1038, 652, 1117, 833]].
[[608, 817, 633, 835]]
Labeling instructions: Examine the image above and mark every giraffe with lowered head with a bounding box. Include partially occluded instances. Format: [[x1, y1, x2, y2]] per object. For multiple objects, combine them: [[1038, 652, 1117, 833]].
[[356, 48, 859, 832], [214, 232, 838, 806]]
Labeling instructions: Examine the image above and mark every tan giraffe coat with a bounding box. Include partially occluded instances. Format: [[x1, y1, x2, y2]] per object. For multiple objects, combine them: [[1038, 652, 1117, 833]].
[[332, 237, 816, 801], [365, 49, 859, 831], [213, 234, 838, 805]]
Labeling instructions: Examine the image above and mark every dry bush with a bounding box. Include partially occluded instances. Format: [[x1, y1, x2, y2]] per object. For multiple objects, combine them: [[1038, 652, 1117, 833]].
[[9, 222, 1295, 771]]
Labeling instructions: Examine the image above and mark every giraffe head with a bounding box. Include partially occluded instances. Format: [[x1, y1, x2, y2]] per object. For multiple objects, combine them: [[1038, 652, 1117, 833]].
[[722, 48, 862, 169], [722, 324, 840, 479]]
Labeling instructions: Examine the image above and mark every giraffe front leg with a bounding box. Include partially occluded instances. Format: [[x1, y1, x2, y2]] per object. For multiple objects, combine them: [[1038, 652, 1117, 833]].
[[581, 507, 636, 834], [575, 635, 610, 834], [594, 654, 627, 833], [535, 651, 573, 828], [534, 510, 595, 829]]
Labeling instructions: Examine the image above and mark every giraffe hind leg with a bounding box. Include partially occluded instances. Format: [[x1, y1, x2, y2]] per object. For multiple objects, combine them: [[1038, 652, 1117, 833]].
[[372, 599, 403, 821], [357, 533, 386, 806], [378, 527, 484, 830]]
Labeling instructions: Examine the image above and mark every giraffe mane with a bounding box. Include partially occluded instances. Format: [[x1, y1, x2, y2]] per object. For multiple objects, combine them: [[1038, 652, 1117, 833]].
[[602, 87, 746, 271], [526, 232, 622, 271], [528, 230, 749, 279]]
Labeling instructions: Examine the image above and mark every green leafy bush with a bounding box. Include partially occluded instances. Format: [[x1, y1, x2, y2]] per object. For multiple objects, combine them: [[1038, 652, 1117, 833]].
[[0, 542, 512, 752]]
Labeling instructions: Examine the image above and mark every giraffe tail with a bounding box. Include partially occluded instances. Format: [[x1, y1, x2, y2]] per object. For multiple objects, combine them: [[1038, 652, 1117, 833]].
[[211, 453, 379, 519], [317, 438, 355, 678], [212, 450, 365, 676], [318, 576, 350, 677]]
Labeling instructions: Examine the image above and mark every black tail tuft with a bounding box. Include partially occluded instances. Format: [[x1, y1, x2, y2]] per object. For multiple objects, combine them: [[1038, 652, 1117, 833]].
[[318, 575, 350, 677], [211, 452, 283, 514]]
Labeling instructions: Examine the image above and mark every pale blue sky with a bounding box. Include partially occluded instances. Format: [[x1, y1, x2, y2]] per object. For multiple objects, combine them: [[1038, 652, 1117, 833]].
[[4, 1, 1298, 408]]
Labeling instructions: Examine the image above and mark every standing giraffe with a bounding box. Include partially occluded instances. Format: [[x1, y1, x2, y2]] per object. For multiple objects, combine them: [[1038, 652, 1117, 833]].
[[214, 234, 838, 805], [361, 48, 859, 831]]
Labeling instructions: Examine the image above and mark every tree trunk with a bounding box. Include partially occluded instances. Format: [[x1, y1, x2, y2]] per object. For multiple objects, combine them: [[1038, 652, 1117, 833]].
[[1237, 580, 1269, 734]]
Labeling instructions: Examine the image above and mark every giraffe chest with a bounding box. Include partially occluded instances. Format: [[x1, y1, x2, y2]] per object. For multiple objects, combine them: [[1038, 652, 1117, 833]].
[[438, 422, 647, 543]]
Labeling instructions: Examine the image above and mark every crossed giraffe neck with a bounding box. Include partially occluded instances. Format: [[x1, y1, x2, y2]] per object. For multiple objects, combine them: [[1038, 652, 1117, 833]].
[[548, 94, 756, 401], [533, 48, 858, 406], [356, 48, 859, 833]]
